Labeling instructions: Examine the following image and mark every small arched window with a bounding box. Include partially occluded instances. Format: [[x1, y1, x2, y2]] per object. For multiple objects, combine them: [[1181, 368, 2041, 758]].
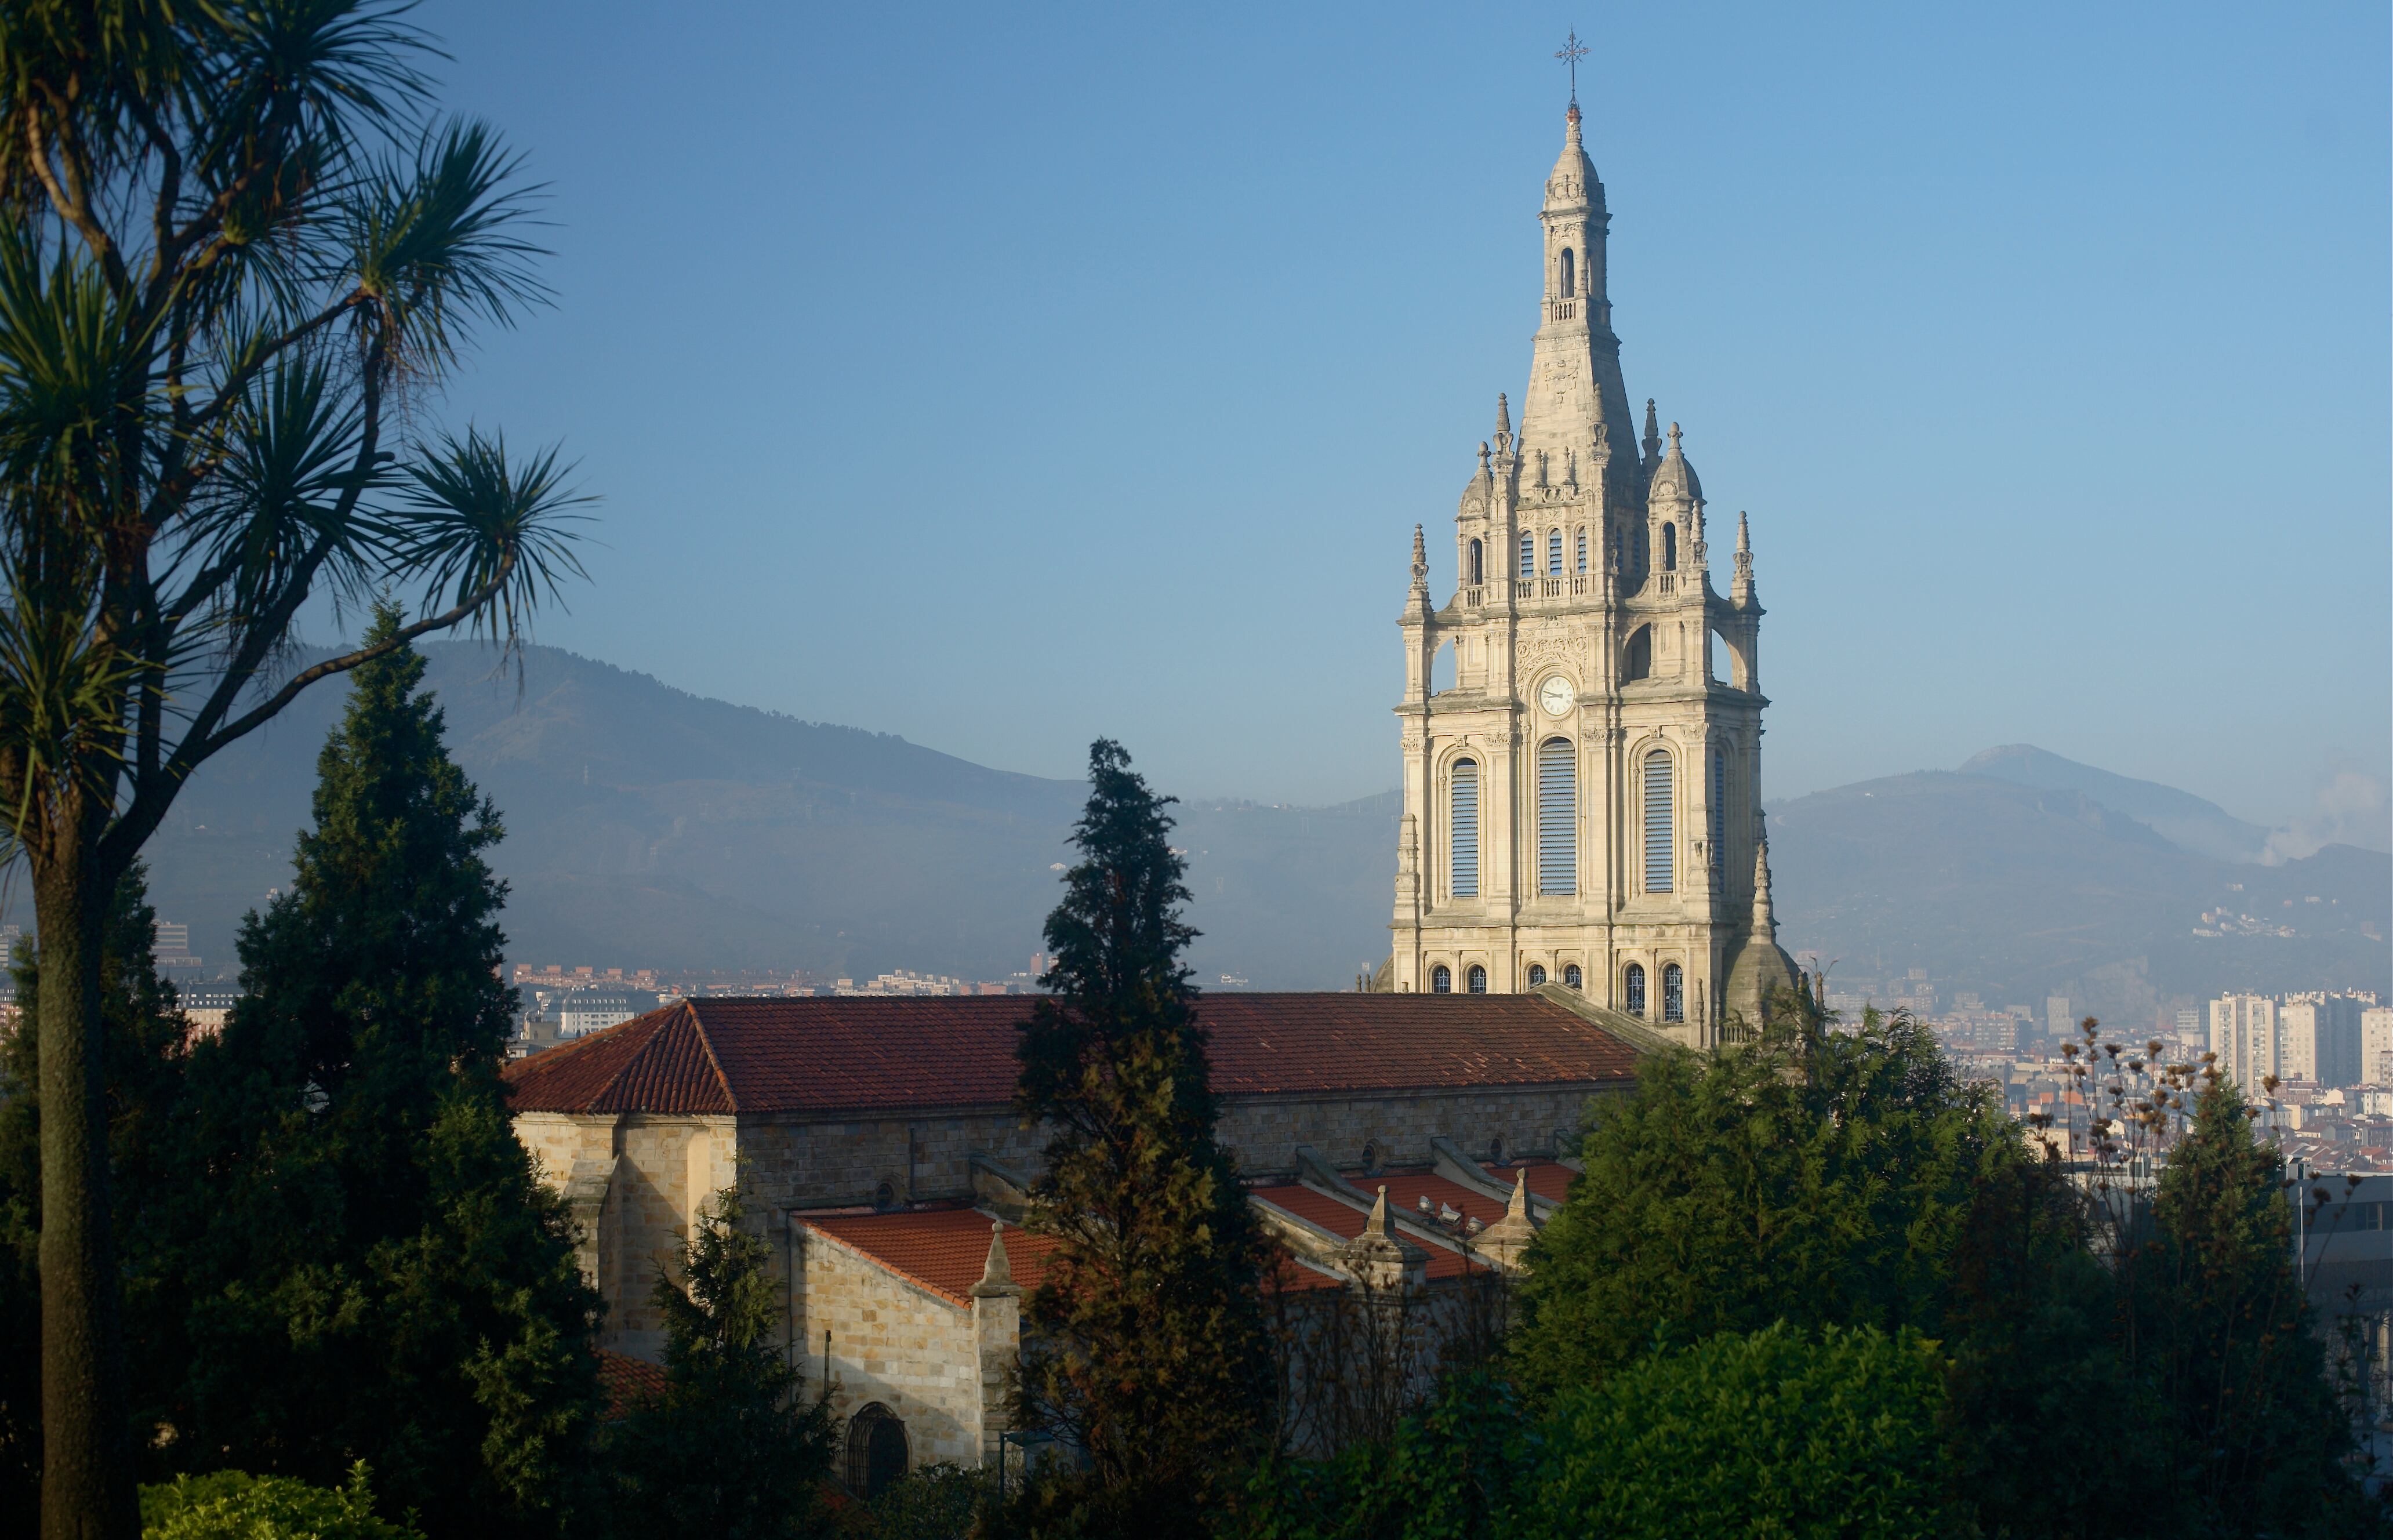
[[1488, 1134, 1506, 1164], [1527, 964, 1547, 986], [1662, 963, 1686, 1022], [1625, 963, 1647, 1016], [847, 1403, 909, 1497], [1547, 529, 1563, 576], [1519, 533, 1534, 579], [1624, 626, 1653, 682], [1468, 538, 1483, 584], [1431, 965, 1452, 994], [1643, 750, 1674, 894], [1575, 528, 1588, 573], [1450, 760, 1479, 898], [1560, 247, 1576, 299], [1662, 522, 1677, 571], [1563, 963, 1583, 989], [1467, 965, 1488, 994]]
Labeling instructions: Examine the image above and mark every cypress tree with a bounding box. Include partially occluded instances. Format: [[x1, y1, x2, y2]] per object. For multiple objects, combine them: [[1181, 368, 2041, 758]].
[[172, 605, 601, 1537], [1010, 740, 1274, 1536]]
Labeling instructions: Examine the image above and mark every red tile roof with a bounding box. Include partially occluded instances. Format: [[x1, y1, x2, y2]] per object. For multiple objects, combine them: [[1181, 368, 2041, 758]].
[[595, 1348, 667, 1416], [504, 993, 1640, 1116], [1374, 1170, 1512, 1232], [1485, 1160, 1577, 1205], [1251, 1181, 1475, 1281], [801, 1208, 1062, 1306]]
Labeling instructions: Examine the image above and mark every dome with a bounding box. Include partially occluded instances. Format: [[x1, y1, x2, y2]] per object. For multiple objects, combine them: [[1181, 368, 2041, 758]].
[[1647, 422, 1702, 506], [1720, 934, 1800, 1033], [1544, 104, 1603, 212]]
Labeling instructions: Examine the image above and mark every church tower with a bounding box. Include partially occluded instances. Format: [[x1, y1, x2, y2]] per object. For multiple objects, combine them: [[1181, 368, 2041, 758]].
[[1389, 101, 1796, 1044]]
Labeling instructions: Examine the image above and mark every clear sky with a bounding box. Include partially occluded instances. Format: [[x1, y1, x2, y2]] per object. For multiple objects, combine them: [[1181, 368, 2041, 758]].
[[398, 1, 2390, 841]]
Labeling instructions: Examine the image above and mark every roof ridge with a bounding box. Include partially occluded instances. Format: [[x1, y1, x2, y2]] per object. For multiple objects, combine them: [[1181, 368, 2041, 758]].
[[681, 1000, 739, 1114]]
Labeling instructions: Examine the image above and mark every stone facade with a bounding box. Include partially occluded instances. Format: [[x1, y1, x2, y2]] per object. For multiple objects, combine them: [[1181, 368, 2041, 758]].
[[1388, 103, 1798, 1041], [794, 1223, 1006, 1471]]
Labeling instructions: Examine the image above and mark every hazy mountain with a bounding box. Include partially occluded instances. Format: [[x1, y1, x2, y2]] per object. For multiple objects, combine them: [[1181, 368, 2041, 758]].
[[1958, 743, 2273, 864], [113, 648, 2391, 1018]]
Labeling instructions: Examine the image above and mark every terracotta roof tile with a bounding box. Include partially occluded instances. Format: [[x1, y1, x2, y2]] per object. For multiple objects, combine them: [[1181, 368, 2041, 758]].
[[505, 994, 1639, 1116], [1251, 1181, 1475, 1281], [1372, 1170, 1511, 1232], [1486, 1160, 1577, 1205], [595, 1348, 667, 1417], [801, 1208, 1060, 1306]]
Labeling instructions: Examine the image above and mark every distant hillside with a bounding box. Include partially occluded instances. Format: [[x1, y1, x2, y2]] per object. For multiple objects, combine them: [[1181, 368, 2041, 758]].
[[121, 649, 2391, 1016], [133, 644, 1399, 988]]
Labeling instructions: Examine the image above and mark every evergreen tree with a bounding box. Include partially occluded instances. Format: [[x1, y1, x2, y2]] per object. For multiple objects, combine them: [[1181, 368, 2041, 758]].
[[170, 606, 600, 1538], [1009, 740, 1274, 1537], [0, 865, 191, 1528], [604, 1184, 834, 1540], [2123, 1077, 2374, 1537]]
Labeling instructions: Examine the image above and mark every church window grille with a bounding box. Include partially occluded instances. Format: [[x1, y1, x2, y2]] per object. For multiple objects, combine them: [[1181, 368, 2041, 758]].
[[1547, 529, 1563, 575], [1468, 539, 1482, 584], [1575, 528, 1588, 572], [847, 1404, 909, 1497], [1538, 737, 1577, 895], [1564, 963, 1583, 989], [1662, 964, 1686, 1022], [1528, 964, 1546, 986], [1643, 750, 1673, 892], [1467, 965, 1488, 994], [1431, 965, 1451, 994], [1519, 533, 1534, 579], [1711, 749, 1727, 871], [1560, 246, 1575, 299], [1450, 760, 1480, 898], [1662, 522, 1677, 571], [1625, 963, 1647, 1016]]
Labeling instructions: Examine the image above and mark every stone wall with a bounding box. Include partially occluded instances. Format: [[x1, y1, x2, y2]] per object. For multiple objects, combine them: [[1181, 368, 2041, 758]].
[[793, 1225, 992, 1473]]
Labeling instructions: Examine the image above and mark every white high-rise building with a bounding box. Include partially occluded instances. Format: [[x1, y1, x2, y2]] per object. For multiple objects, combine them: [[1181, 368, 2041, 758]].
[[1386, 99, 1795, 1043], [2360, 1005, 2393, 1085], [2210, 993, 2279, 1091], [2278, 993, 2365, 1087]]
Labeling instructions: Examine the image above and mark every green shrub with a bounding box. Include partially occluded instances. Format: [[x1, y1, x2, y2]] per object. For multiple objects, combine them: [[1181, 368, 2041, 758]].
[[1511, 1323, 1951, 1540], [139, 1463, 420, 1540]]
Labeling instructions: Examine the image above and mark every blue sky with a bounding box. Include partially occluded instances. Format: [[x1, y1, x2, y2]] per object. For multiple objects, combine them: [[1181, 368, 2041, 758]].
[[400, 1, 2390, 840]]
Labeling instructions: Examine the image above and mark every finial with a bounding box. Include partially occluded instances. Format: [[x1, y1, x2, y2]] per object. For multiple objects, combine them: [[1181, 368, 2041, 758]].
[[1507, 1167, 1529, 1219], [1737, 510, 1750, 553], [1410, 524, 1428, 587], [1367, 1185, 1390, 1237], [972, 1219, 1016, 1295], [1494, 392, 1512, 449], [1642, 398, 1661, 463], [1479, 441, 1493, 474], [1668, 422, 1682, 454], [1752, 840, 1777, 940]]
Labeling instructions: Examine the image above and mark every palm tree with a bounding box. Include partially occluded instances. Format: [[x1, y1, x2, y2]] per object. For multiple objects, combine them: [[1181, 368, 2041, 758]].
[[0, 9, 589, 1536]]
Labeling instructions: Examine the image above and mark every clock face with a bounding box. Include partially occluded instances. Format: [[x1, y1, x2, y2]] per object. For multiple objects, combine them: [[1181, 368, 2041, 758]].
[[1538, 676, 1574, 716]]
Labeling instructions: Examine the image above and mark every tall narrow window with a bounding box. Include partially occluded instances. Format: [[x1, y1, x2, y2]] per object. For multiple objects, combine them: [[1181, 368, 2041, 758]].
[[1467, 965, 1487, 994], [1643, 750, 1673, 893], [1432, 965, 1451, 994], [1625, 963, 1647, 1016], [1538, 737, 1576, 896], [1662, 522, 1677, 571], [1547, 529, 1563, 576], [1450, 760, 1480, 898], [1624, 626, 1652, 682], [1519, 533, 1534, 578], [1560, 246, 1576, 298], [1468, 539, 1483, 584], [1575, 528, 1588, 572], [1711, 749, 1727, 871], [1662, 963, 1685, 1022]]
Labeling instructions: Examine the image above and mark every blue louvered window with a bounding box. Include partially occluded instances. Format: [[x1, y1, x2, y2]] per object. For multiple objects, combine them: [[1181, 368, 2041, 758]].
[[1450, 759, 1480, 898], [1663, 962, 1685, 1021], [1711, 749, 1726, 871], [1538, 737, 1576, 895], [1575, 528, 1588, 572], [1548, 529, 1563, 575], [1625, 963, 1647, 1016], [1518, 533, 1534, 579], [1643, 750, 1673, 893]]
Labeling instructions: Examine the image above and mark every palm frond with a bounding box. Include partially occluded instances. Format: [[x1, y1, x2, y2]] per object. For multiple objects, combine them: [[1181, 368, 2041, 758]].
[[384, 424, 591, 645]]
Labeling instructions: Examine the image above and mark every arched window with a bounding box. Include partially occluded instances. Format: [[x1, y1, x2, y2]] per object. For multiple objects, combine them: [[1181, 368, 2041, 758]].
[[1575, 528, 1588, 573], [1662, 522, 1677, 571], [846, 1404, 909, 1497], [1466, 965, 1488, 994], [1632, 522, 1648, 575], [1489, 1134, 1506, 1164], [1625, 963, 1647, 1016], [1547, 528, 1563, 576], [1538, 736, 1577, 895], [1430, 965, 1451, 994], [1560, 246, 1576, 298], [1563, 963, 1583, 989], [1468, 539, 1483, 584], [1624, 625, 1652, 682], [1643, 750, 1673, 893], [1527, 964, 1547, 986], [1711, 749, 1727, 872], [1518, 533, 1534, 579], [1662, 963, 1686, 1022], [1449, 760, 1479, 898]]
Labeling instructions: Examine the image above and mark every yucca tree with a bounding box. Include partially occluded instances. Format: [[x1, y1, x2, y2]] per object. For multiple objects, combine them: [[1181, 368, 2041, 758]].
[[0, 8, 589, 1537]]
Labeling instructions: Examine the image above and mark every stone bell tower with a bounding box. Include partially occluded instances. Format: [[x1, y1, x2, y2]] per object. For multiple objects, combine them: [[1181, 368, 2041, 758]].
[[1386, 101, 1797, 1045]]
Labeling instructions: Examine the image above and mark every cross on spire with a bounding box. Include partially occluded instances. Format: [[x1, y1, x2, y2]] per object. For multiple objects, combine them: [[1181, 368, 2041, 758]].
[[1555, 28, 1589, 106]]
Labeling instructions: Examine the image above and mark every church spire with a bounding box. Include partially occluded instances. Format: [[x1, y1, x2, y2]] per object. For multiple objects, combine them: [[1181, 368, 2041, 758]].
[[1642, 398, 1661, 466], [1517, 104, 1633, 483], [1493, 392, 1512, 453], [1751, 838, 1778, 942]]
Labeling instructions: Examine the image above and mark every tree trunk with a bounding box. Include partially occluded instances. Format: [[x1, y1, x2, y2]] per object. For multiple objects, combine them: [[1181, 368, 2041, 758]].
[[35, 828, 137, 1540]]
